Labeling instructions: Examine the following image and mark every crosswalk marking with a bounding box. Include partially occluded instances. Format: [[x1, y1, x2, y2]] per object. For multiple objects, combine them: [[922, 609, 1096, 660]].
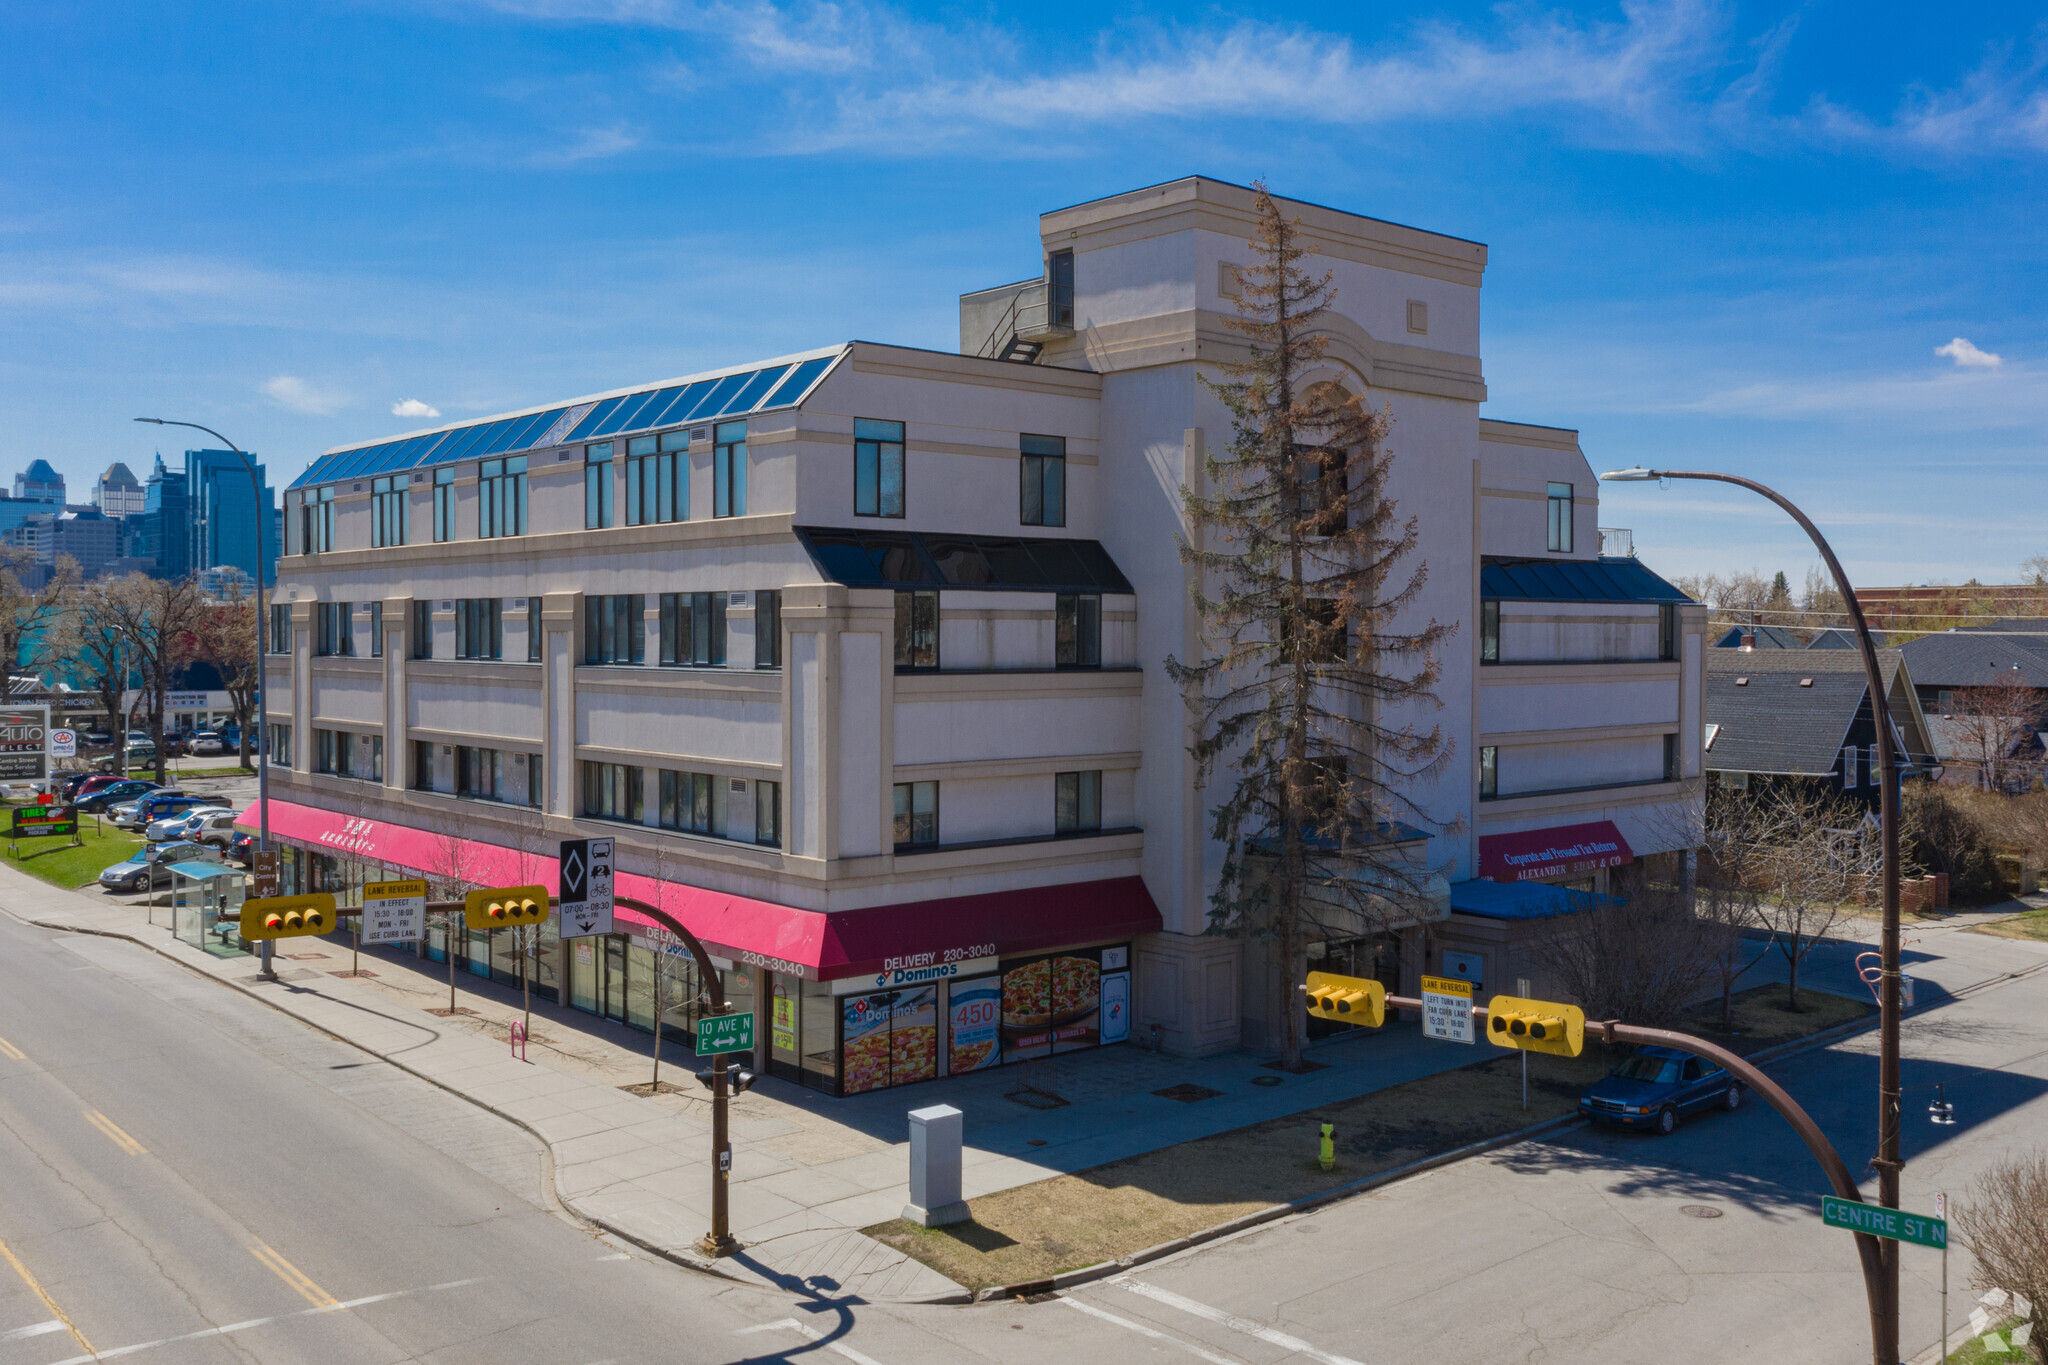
[[0, 1034, 25, 1060], [1117, 1278, 1367, 1365], [1062, 1295, 1246, 1365], [0, 1319, 66, 1343], [739, 1317, 890, 1365]]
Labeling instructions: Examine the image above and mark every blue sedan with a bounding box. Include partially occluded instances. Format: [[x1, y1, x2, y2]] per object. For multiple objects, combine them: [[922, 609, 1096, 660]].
[[1578, 1045, 1741, 1135]]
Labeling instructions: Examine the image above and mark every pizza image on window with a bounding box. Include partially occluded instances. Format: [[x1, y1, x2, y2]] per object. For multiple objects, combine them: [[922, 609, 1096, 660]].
[[1002, 958, 1051, 1027], [1050, 955, 1100, 1023]]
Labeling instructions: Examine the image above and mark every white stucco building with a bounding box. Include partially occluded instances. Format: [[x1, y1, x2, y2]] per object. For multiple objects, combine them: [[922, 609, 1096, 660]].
[[262, 178, 1705, 1094]]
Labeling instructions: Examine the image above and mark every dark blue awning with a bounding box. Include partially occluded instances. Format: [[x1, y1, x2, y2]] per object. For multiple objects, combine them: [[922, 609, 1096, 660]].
[[1449, 880, 1618, 920], [1482, 556, 1692, 604]]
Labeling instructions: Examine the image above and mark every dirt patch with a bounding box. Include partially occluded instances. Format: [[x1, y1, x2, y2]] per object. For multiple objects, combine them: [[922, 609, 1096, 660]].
[[1967, 908, 2048, 943], [1680, 983, 1874, 1052]]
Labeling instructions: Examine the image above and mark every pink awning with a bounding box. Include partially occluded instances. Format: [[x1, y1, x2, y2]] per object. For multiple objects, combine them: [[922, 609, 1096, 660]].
[[1477, 820, 1633, 882], [242, 798, 1160, 980]]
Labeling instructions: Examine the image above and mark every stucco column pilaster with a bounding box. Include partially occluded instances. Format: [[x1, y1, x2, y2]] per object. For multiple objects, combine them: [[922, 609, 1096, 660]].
[[290, 601, 313, 775], [542, 592, 578, 817], [384, 597, 408, 791]]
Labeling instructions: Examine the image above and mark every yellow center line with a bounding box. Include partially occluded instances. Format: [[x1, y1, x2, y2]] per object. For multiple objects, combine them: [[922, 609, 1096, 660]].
[[0, 1235, 95, 1357], [82, 1110, 147, 1157], [248, 1241, 339, 1310], [0, 1035, 25, 1061]]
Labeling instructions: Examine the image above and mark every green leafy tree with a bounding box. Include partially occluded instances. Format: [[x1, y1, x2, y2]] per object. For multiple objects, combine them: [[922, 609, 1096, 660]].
[[1168, 184, 1455, 1069]]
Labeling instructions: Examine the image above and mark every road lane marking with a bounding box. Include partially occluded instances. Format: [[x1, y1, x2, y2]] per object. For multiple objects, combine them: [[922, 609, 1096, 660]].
[[0, 1034, 24, 1060], [1117, 1279, 1366, 1365], [739, 1318, 890, 1365], [1062, 1295, 1245, 1365], [248, 1240, 339, 1309], [35, 1276, 487, 1365], [0, 1236, 94, 1356], [0, 1319, 66, 1342], [83, 1108, 148, 1156]]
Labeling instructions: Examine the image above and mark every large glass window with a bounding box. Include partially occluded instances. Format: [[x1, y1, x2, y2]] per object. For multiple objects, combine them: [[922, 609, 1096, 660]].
[[527, 597, 544, 662], [1055, 770, 1101, 834], [268, 723, 293, 769], [754, 590, 781, 669], [854, 418, 905, 519], [1547, 482, 1574, 553], [314, 601, 353, 657], [457, 745, 501, 800], [455, 598, 502, 660], [713, 421, 746, 518], [269, 604, 291, 652], [894, 590, 938, 670], [371, 475, 406, 547], [658, 770, 716, 835], [305, 486, 336, 554], [369, 602, 384, 657], [755, 780, 781, 848], [1056, 593, 1100, 667], [480, 456, 526, 538], [584, 594, 645, 664], [581, 761, 643, 822], [659, 592, 726, 667], [626, 434, 684, 526], [1480, 745, 1498, 799], [413, 739, 435, 791], [1481, 600, 1500, 664], [1020, 434, 1065, 527], [411, 600, 433, 659], [892, 781, 938, 850], [586, 443, 615, 529], [433, 467, 456, 542]]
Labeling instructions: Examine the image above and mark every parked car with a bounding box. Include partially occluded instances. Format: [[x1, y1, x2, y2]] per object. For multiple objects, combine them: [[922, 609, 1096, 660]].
[[130, 793, 230, 830], [187, 809, 242, 848], [191, 732, 227, 756], [98, 840, 222, 893], [81, 729, 114, 747], [226, 830, 255, 866], [57, 773, 97, 801], [145, 808, 213, 843], [110, 789, 199, 829], [100, 740, 157, 773], [79, 780, 160, 813], [1578, 1045, 1741, 1135]]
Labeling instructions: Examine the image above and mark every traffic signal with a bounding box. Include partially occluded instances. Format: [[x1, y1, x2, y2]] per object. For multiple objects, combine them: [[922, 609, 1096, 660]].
[[240, 893, 338, 940], [695, 1068, 758, 1094], [1484, 994, 1585, 1057], [1305, 971, 1385, 1028], [464, 885, 550, 931]]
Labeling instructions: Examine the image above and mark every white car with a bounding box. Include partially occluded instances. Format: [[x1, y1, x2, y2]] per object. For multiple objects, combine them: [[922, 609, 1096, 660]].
[[192, 732, 227, 755], [188, 809, 242, 848]]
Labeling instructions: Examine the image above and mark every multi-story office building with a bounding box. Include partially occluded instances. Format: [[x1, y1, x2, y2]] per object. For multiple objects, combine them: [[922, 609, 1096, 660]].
[[186, 448, 277, 587], [263, 178, 1706, 1093], [95, 462, 148, 518], [12, 458, 64, 505]]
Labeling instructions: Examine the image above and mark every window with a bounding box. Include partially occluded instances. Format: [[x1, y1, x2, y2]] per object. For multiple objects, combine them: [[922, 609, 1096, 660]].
[[624, 434, 683, 526], [1665, 734, 1682, 782], [455, 598, 502, 660], [366, 735, 384, 783], [457, 745, 502, 800], [1481, 600, 1499, 664], [584, 594, 644, 664], [1055, 770, 1101, 834], [413, 739, 434, 791], [411, 600, 433, 659], [527, 753, 544, 808], [1020, 434, 1065, 527], [1290, 446, 1346, 536], [1547, 482, 1574, 553], [581, 761, 642, 822], [369, 602, 384, 657], [314, 601, 353, 657], [893, 781, 938, 849], [371, 476, 406, 547], [659, 592, 726, 666], [303, 486, 336, 554], [1048, 249, 1075, 326], [1868, 743, 1880, 787], [713, 421, 747, 518], [269, 604, 291, 652], [854, 418, 905, 518], [1480, 745, 1498, 799], [479, 456, 526, 538], [755, 779, 781, 847], [527, 597, 543, 662], [1056, 593, 1101, 667], [1841, 745, 1857, 790], [433, 467, 457, 542], [754, 590, 782, 669], [314, 728, 349, 776], [1659, 603, 1678, 661], [586, 443, 614, 529], [894, 590, 938, 670], [658, 769, 716, 835], [268, 723, 293, 769]]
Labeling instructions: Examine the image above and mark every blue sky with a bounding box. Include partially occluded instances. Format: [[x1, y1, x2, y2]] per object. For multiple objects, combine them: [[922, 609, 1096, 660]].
[[3, 0, 2043, 588]]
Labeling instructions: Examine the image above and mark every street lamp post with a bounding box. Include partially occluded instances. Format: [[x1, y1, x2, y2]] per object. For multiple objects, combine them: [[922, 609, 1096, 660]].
[[134, 419, 276, 981], [1601, 467, 1904, 1365]]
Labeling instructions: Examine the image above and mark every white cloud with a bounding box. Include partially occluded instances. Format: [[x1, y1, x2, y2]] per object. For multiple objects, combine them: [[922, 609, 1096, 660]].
[[263, 375, 347, 415], [1935, 336, 2003, 368], [391, 398, 442, 418], [528, 122, 643, 166]]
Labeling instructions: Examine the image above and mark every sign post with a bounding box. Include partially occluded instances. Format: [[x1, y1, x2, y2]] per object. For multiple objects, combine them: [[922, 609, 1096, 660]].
[[557, 837, 615, 937], [1420, 974, 1474, 1045]]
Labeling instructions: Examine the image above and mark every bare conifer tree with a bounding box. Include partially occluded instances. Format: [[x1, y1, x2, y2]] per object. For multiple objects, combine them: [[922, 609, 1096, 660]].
[[1168, 184, 1454, 1070]]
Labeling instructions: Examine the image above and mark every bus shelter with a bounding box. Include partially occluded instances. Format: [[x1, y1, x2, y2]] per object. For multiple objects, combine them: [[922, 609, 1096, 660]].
[[167, 861, 248, 957]]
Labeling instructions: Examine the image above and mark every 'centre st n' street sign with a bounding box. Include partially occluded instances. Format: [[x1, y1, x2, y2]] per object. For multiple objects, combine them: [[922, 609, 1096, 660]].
[[696, 1013, 754, 1056], [1821, 1195, 1948, 1249]]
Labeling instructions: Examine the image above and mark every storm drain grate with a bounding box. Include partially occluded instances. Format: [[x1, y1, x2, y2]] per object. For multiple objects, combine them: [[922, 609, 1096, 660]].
[[1680, 1205, 1724, 1219], [1004, 1086, 1070, 1111], [1152, 1084, 1225, 1104]]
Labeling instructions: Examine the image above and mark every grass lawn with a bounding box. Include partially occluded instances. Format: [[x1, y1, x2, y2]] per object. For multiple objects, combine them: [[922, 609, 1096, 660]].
[[1968, 907, 2048, 943], [2, 814, 142, 890], [170, 763, 257, 778], [866, 987, 1878, 1292], [1946, 1316, 2033, 1363]]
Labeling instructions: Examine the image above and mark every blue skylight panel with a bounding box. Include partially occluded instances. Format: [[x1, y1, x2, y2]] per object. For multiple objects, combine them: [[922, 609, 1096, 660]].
[[505, 408, 564, 451], [565, 397, 624, 443], [335, 445, 385, 478], [590, 390, 657, 437], [403, 431, 453, 468], [624, 386, 688, 431], [683, 372, 750, 422], [477, 416, 534, 457], [726, 365, 790, 415], [441, 422, 498, 463], [651, 380, 716, 428], [762, 356, 832, 408]]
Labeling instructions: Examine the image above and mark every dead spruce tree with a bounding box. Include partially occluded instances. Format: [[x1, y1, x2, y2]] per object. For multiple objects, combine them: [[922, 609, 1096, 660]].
[[1169, 184, 1454, 1070]]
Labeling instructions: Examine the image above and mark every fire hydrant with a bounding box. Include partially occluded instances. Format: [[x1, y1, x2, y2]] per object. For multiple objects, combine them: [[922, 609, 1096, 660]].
[[1319, 1122, 1335, 1172]]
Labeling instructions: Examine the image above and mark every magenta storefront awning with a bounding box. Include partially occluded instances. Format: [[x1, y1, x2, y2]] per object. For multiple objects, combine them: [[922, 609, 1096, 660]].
[[242, 798, 1161, 981], [1477, 820, 1633, 883]]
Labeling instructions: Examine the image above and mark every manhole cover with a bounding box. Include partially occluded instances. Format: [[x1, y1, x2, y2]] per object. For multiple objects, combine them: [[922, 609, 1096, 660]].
[[1004, 1086, 1070, 1110], [1250, 1075, 1285, 1087], [1680, 1204, 1724, 1219], [1153, 1084, 1225, 1104]]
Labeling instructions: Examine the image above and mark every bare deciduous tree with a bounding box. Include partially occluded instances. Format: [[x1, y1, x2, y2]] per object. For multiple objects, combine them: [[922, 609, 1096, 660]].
[[423, 822, 486, 1013], [1531, 875, 1719, 1030], [1168, 183, 1455, 1070], [1697, 787, 1776, 1031], [94, 573, 205, 784], [1946, 673, 2046, 793], [1955, 1147, 2048, 1362], [48, 581, 130, 759], [1751, 784, 1875, 1011], [0, 548, 78, 686], [190, 587, 261, 769]]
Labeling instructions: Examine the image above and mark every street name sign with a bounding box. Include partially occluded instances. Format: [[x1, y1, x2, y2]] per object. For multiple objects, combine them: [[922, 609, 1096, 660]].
[[361, 879, 428, 945], [1822, 1196, 1948, 1249], [1421, 974, 1474, 1044], [558, 836, 615, 937], [696, 1012, 755, 1056]]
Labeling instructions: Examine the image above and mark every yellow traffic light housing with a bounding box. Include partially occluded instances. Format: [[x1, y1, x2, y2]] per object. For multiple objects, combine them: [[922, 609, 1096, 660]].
[[240, 893, 338, 941], [1484, 994, 1586, 1057], [1305, 971, 1385, 1028], [464, 885, 550, 931]]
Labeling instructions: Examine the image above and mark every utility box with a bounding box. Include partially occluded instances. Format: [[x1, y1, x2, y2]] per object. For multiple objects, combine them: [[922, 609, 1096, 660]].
[[902, 1104, 968, 1227]]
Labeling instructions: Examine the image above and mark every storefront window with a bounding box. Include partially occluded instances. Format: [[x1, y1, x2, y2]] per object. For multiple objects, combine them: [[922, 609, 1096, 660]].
[[569, 936, 598, 1012], [841, 986, 939, 1094], [800, 978, 837, 1093], [625, 943, 657, 1031]]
